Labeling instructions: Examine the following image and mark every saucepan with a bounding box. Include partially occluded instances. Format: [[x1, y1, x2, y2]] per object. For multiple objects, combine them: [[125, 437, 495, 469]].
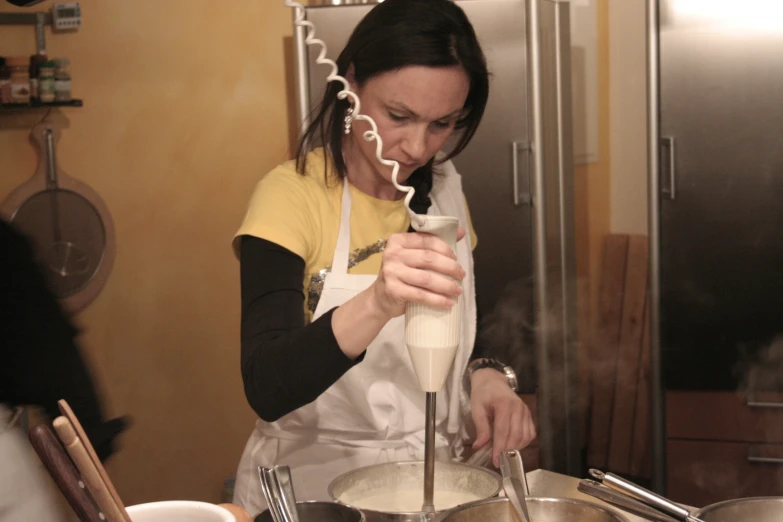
[[254, 500, 365, 522], [693, 496, 783, 521], [581, 468, 783, 522], [439, 496, 630, 522], [328, 460, 502, 522], [439, 452, 629, 522]]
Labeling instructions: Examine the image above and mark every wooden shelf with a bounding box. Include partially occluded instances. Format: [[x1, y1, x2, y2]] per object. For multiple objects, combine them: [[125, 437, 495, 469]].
[[0, 99, 83, 110]]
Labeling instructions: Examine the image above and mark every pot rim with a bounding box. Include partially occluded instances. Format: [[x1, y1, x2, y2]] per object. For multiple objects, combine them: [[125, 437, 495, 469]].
[[693, 496, 783, 517], [253, 500, 366, 521], [439, 496, 632, 522], [327, 459, 502, 517]]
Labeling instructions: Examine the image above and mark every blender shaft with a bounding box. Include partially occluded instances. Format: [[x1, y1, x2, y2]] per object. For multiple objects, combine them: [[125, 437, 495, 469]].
[[422, 392, 436, 512]]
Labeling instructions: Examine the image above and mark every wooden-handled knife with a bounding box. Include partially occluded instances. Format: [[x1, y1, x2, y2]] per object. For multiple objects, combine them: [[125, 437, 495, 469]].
[[28, 423, 105, 522]]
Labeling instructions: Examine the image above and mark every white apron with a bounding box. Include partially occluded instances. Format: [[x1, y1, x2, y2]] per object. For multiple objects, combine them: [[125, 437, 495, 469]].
[[0, 405, 66, 522], [233, 161, 477, 514]]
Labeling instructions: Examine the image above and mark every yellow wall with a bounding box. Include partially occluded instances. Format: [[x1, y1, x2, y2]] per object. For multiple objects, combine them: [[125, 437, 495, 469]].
[[608, 0, 648, 235], [0, 0, 297, 505]]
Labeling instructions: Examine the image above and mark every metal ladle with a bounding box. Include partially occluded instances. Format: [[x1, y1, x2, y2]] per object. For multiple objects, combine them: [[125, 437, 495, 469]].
[[578, 479, 679, 522], [587, 469, 705, 522], [258, 466, 300, 522], [499, 450, 531, 522]]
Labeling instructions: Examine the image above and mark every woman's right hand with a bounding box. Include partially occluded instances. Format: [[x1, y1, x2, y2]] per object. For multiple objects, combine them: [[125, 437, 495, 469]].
[[371, 227, 467, 320]]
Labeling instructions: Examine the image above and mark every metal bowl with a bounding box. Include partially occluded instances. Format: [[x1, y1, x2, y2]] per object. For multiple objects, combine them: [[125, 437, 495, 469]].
[[439, 496, 630, 522], [254, 500, 365, 522], [693, 496, 783, 521], [328, 460, 502, 522]]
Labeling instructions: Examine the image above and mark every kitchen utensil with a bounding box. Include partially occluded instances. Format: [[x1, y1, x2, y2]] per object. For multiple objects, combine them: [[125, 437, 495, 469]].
[[54, 416, 127, 522], [28, 423, 104, 522], [589, 469, 704, 522], [693, 496, 783, 522], [0, 123, 115, 314], [404, 216, 463, 393], [499, 450, 530, 522], [254, 501, 365, 522], [58, 399, 131, 522], [274, 466, 300, 522], [578, 479, 679, 522], [328, 460, 501, 522], [464, 444, 492, 468], [422, 392, 436, 513], [258, 467, 286, 522], [439, 496, 630, 522], [403, 216, 461, 513]]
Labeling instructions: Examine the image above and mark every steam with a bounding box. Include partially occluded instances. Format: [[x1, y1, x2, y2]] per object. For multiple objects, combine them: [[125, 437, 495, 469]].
[[475, 278, 536, 390], [736, 335, 783, 392]]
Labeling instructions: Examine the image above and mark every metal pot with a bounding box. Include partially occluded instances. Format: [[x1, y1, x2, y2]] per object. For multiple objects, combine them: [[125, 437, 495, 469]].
[[254, 500, 366, 522], [439, 497, 630, 522], [693, 496, 783, 521], [328, 460, 502, 522]]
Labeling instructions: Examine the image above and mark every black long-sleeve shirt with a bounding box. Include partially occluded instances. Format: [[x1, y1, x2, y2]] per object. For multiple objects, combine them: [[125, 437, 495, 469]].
[[239, 235, 489, 422]]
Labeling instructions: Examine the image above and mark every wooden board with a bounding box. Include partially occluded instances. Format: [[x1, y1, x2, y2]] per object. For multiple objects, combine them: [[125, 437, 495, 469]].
[[668, 439, 783, 506], [667, 391, 783, 443], [608, 235, 649, 473], [587, 235, 629, 468], [630, 303, 652, 478]]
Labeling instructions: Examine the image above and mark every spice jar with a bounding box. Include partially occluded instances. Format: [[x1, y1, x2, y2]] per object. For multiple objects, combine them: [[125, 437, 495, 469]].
[[0, 58, 11, 105], [38, 61, 56, 103], [7, 56, 30, 104], [29, 53, 48, 102], [54, 58, 72, 102]]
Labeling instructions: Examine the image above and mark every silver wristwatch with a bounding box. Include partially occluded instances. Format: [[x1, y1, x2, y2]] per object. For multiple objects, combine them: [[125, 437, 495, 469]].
[[464, 358, 519, 394]]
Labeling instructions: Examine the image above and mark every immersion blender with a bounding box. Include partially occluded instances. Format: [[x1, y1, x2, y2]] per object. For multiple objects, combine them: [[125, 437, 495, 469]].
[[405, 216, 463, 513]]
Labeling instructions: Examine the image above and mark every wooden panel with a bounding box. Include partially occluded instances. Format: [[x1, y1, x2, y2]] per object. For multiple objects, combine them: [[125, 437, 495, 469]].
[[630, 303, 651, 478], [667, 440, 783, 507], [520, 446, 540, 472], [521, 393, 538, 429], [667, 391, 783, 443], [587, 235, 629, 468], [608, 235, 649, 474], [520, 393, 539, 471]]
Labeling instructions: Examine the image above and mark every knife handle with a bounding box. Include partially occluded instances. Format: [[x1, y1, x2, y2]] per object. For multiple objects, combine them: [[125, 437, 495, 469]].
[[28, 424, 104, 522], [54, 416, 126, 522]]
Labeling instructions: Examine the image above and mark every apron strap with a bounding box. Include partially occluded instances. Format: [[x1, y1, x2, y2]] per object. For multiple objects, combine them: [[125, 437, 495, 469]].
[[332, 179, 352, 276]]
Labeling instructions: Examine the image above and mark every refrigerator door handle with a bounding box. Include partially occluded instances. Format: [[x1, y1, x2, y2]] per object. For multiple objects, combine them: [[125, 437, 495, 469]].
[[293, 8, 311, 138], [512, 141, 533, 206], [661, 136, 676, 200]]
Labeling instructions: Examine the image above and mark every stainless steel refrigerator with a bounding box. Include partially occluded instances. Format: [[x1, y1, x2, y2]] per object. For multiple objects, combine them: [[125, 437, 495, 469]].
[[292, 0, 580, 475], [648, 0, 783, 495]]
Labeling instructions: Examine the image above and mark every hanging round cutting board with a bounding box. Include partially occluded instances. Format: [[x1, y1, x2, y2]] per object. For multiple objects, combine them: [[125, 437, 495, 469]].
[[1, 123, 116, 314]]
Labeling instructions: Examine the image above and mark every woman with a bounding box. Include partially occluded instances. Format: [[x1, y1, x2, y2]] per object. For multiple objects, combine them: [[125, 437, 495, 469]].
[[232, 0, 535, 511]]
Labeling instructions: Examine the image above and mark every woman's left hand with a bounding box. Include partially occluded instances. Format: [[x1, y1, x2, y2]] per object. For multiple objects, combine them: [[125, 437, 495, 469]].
[[470, 367, 536, 467]]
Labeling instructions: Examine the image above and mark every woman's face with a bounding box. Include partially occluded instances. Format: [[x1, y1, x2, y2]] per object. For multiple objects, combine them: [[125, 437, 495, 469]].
[[346, 65, 470, 188]]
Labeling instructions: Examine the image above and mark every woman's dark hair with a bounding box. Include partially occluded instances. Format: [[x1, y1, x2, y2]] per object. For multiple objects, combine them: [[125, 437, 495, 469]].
[[295, 0, 489, 217]]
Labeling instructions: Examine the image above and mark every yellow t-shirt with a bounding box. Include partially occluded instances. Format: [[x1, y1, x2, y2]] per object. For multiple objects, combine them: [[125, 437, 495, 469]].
[[234, 148, 477, 322]]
